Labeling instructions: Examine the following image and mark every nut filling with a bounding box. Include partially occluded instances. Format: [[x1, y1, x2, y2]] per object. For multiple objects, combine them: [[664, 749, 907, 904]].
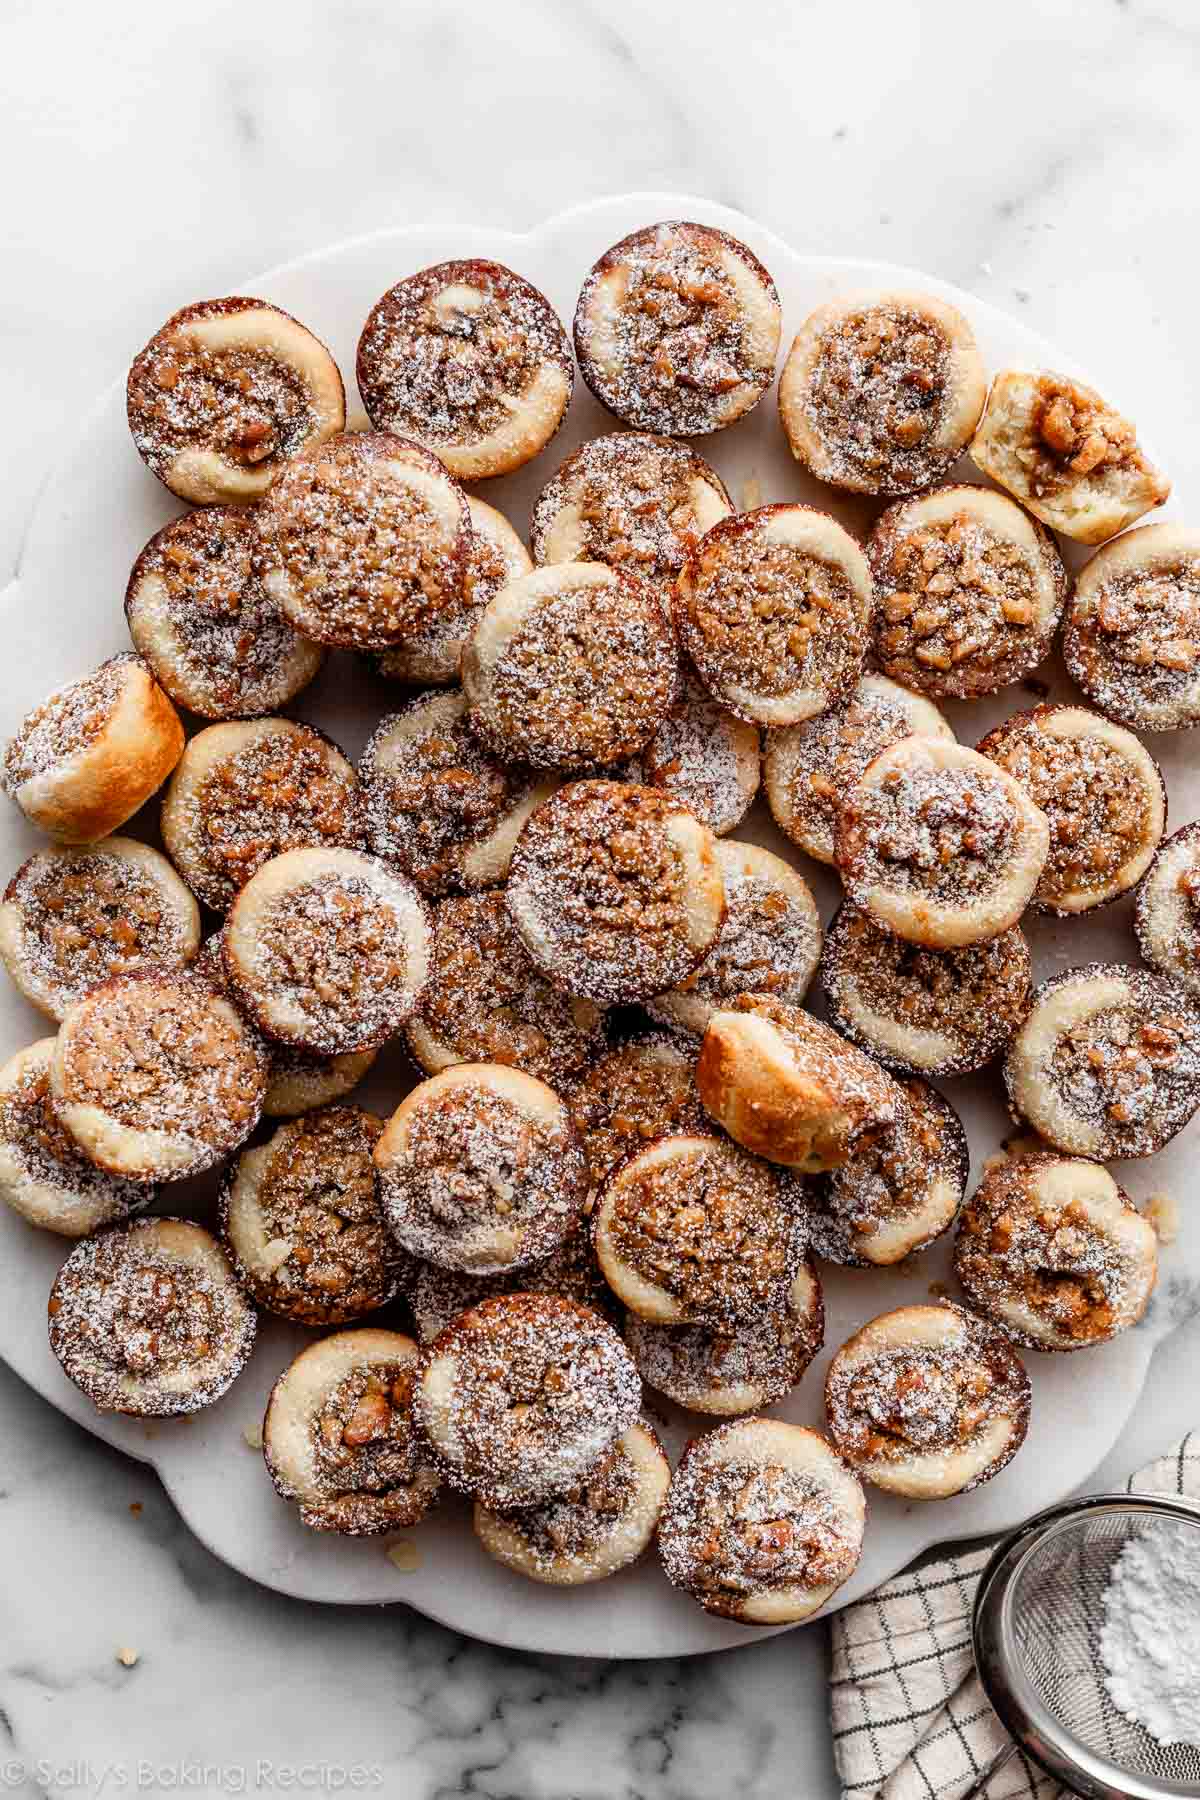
[[660, 1459, 859, 1603], [487, 1438, 639, 1564], [845, 760, 1019, 905], [569, 1039, 708, 1198], [805, 305, 953, 490], [1021, 375, 1159, 499], [640, 675, 759, 836], [305, 1362, 433, 1533], [1065, 562, 1200, 727], [626, 1266, 823, 1414], [128, 327, 317, 480], [1049, 1005, 1199, 1148], [0, 1046, 146, 1230], [409, 1222, 615, 1342]]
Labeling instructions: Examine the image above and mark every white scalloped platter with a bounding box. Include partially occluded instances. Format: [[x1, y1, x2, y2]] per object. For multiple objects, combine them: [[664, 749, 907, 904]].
[[1, 193, 1196, 1659]]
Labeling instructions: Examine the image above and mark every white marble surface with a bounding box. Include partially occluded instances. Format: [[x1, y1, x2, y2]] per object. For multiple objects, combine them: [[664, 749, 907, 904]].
[[2, 0, 1200, 1793]]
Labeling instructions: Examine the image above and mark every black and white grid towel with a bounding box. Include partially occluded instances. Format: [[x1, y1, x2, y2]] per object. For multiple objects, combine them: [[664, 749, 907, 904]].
[[828, 1433, 1200, 1800]]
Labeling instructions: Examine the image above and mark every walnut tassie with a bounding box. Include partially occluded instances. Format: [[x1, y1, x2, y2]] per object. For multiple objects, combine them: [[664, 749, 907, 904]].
[[819, 903, 1032, 1079], [414, 1293, 642, 1510], [462, 562, 680, 772], [223, 847, 431, 1057], [1003, 963, 1200, 1160], [673, 504, 872, 728], [506, 781, 726, 1006], [374, 1063, 586, 1275], [835, 737, 1050, 948], [1063, 523, 1200, 730], [657, 1418, 866, 1625], [48, 1218, 256, 1416], [474, 1419, 670, 1587], [969, 369, 1170, 545], [824, 1304, 1031, 1499], [359, 689, 554, 898], [356, 259, 573, 479], [593, 1133, 808, 1327], [126, 297, 345, 505], [573, 221, 781, 437], [0, 838, 200, 1023], [625, 1259, 824, 1417], [647, 840, 821, 1039], [50, 970, 268, 1182], [977, 705, 1165, 915], [1135, 823, 1200, 999], [568, 1034, 709, 1201], [125, 506, 324, 719], [954, 1155, 1158, 1351], [262, 1329, 442, 1535], [778, 291, 986, 497], [0, 1040, 148, 1237], [763, 674, 953, 868], [867, 483, 1069, 700], [3, 655, 184, 846], [160, 717, 365, 913], [375, 496, 532, 687], [258, 431, 471, 650], [639, 672, 760, 837], [696, 993, 903, 1173]]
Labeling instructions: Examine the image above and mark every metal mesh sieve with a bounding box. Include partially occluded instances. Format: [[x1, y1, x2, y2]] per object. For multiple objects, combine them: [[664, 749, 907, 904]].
[[969, 1494, 1200, 1800]]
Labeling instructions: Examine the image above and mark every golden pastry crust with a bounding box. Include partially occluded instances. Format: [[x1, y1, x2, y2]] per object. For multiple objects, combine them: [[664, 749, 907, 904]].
[[258, 431, 471, 650], [969, 368, 1170, 544], [126, 296, 345, 505], [696, 993, 903, 1174], [0, 838, 200, 1022], [778, 290, 985, 496], [639, 672, 760, 836], [825, 1303, 1031, 1498], [3, 654, 184, 846], [48, 1218, 256, 1416], [568, 1035, 709, 1201], [222, 846, 431, 1056], [356, 259, 573, 479], [506, 781, 725, 1006], [0, 1039, 149, 1237], [763, 674, 953, 867], [647, 841, 821, 1038], [1135, 822, 1200, 999], [954, 1154, 1158, 1350], [263, 1328, 442, 1535], [657, 1418, 866, 1624], [375, 1063, 586, 1275], [530, 433, 732, 585], [125, 507, 323, 718], [160, 717, 365, 913], [673, 505, 872, 728], [474, 1419, 670, 1587], [1062, 523, 1200, 730], [462, 562, 680, 771], [867, 484, 1068, 700], [375, 496, 532, 687], [835, 736, 1050, 948], [574, 221, 781, 436], [414, 1292, 642, 1509], [977, 705, 1165, 915]]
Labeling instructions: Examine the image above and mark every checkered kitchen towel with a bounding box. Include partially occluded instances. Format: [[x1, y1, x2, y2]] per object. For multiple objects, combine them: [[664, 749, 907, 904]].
[[829, 1433, 1200, 1799]]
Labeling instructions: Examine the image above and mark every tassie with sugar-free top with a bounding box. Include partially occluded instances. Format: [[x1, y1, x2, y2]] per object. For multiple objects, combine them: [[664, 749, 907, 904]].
[[778, 290, 986, 496], [356, 259, 573, 479], [573, 220, 781, 436], [126, 297, 345, 506], [1063, 522, 1200, 730]]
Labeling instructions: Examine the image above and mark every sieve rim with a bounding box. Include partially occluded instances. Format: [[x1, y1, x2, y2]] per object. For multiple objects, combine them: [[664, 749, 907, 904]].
[[971, 1492, 1200, 1800]]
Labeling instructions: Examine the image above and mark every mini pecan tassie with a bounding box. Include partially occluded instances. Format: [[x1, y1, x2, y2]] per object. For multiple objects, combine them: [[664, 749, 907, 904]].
[[977, 704, 1165, 914], [48, 1217, 256, 1416], [573, 221, 781, 437], [126, 296, 345, 506], [638, 671, 760, 837], [1135, 822, 1200, 1000], [1004, 963, 1200, 1160], [161, 717, 365, 913], [673, 504, 872, 728], [359, 690, 554, 898], [835, 737, 1050, 948], [657, 1418, 866, 1625], [263, 1329, 442, 1534], [222, 1105, 401, 1325], [1063, 523, 1200, 730], [568, 1034, 710, 1201], [969, 369, 1170, 545], [820, 902, 1031, 1079], [824, 1303, 1031, 1498], [778, 291, 986, 497], [867, 484, 1068, 700], [407, 1218, 617, 1342], [954, 1154, 1159, 1351], [0, 1039, 148, 1237], [763, 674, 953, 867]]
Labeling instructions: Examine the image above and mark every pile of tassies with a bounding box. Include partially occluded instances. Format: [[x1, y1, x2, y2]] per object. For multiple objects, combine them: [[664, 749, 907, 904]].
[[2, 219, 1199, 1626]]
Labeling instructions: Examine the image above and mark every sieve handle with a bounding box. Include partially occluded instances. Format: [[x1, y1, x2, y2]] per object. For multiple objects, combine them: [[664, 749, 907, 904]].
[[959, 1741, 1016, 1800]]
